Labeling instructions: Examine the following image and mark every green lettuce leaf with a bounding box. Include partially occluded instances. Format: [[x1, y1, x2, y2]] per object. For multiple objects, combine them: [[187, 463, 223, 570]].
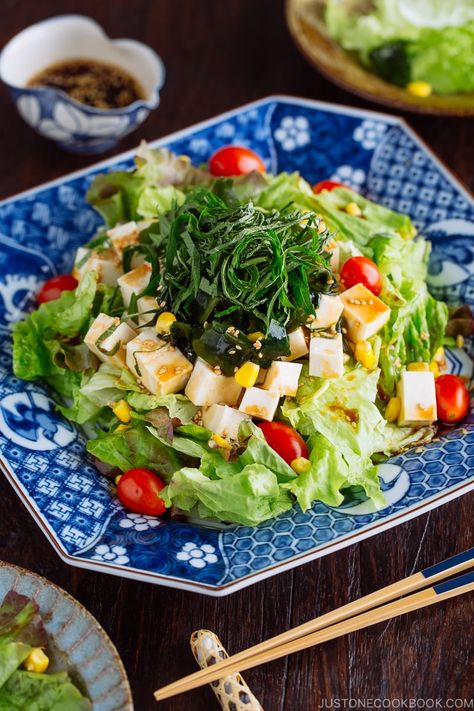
[[325, 0, 474, 93], [162, 464, 293, 526], [86, 422, 180, 480], [409, 22, 474, 94], [160, 421, 296, 525], [325, 0, 474, 56], [238, 422, 296, 483], [283, 433, 347, 510], [371, 233, 429, 295], [136, 185, 185, 219], [313, 188, 415, 246], [0, 671, 91, 710], [325, 0, 420, 56], [127, 392, 198, 424], [378, 286, 448, 398], [375, 422, 436, 458], [0, 591, 46, 690], [58, 363, 124, 424], [12, 271, 98, 382], [282, 367, 386, 508], [0, 643, 31, 691], [0, 592, 46, 648], [87, 147, 210, 226], [255, 172, 318, 213], [255, 177, 415, 250], [370, 234, 448, 398]]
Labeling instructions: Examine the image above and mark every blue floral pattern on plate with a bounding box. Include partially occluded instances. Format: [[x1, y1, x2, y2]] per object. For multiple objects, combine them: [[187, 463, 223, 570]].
[[0, 96, 473, 595]]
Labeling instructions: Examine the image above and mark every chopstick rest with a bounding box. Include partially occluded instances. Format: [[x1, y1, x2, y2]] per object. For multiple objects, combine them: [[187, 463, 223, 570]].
[[190, 629, 263, 711]]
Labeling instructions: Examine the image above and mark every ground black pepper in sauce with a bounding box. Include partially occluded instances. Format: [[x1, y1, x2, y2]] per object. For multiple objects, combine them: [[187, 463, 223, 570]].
[[28, 59, 144, 109]]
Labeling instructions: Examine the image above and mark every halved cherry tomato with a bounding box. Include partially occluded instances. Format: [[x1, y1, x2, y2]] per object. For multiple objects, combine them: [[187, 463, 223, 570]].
[[435, 374, 470, 424], [117, 468, 167, 516], [340, 256, 382, 296], [257, 421, 308, 466], [209, 145, 265, 176], [37, 275, 78, 304], [312, 180, 349, 194]]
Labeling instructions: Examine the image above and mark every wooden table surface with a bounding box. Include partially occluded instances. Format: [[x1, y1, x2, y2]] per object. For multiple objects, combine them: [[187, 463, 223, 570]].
[[0, 2, 473, 709]]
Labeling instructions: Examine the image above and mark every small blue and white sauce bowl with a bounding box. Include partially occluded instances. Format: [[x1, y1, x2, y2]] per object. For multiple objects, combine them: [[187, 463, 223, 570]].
[[0, 15, 165, 154]]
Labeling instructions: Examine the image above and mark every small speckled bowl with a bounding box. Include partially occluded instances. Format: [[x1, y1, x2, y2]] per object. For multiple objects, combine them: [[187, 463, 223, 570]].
[[0, 15, 165, 153], [0, 561, 133, 711]]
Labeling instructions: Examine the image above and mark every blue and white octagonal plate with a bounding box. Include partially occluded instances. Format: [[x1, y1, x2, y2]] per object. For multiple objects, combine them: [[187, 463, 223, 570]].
[[0, 96, 473, 596]]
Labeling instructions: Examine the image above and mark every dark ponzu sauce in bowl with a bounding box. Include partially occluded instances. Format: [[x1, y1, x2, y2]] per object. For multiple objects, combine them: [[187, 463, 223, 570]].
[[28, 59, 144, 109]]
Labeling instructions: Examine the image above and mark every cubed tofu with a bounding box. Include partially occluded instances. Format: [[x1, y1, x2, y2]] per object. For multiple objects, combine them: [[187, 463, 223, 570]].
[[324, 238, 340, 273], [185, 358, 242, 407], [202, 404, 250, 441], [340, 283, 390, 343], [126, 328, 163, 377], [72, 247, 91, 281], [312, 294, 344, 330], [262, 361, 302, 397], [137, 295, 159, 327], [73, 247, 122, 286], [397, 370, 437, 427], [238, 387, 280, 421], [84, 313, 136, 368], [117, 264, 152, 307], [138, 343, 193, 396], [281, 327, 309, 362], [309, 333, 344, 378], [107, 221, 140, 257]]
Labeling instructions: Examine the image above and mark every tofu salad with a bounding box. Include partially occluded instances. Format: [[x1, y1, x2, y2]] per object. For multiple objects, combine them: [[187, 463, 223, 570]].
[[12, 144, 472, 526]]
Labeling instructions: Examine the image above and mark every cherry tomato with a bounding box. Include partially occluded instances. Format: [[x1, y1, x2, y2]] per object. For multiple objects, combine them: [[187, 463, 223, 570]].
[[312, 180, 349, 194], [117, 468, 167, 516], [257, 421, 308, 466], [435, 374, 470, 424], [209, 145, 265, 177], [340, 256, 382, 296], [37, 275, 78, 304]]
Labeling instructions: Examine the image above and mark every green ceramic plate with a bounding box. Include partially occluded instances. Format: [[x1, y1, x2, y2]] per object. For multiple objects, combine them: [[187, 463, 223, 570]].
[[286, 0, 474, 116]]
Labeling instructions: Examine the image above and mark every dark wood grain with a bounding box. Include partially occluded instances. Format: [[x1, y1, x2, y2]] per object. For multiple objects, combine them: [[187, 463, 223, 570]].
[[0, 2, 473, 709]]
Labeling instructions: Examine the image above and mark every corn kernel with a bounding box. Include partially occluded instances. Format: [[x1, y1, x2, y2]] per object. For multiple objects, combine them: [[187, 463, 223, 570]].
[[354, 341, 376, 370], [211, 433, 232, 450], [407, 362, 429, 372], [345, 201, 362, 217], [247, 331, 265, 343], [456, 334, 465, 348], [112, 399, 131, 423], [407, 81, 432, 98], [385, 397, 401, 422], [115, 474, 122, 486], [429, 360, 440, 378], [433, 346, 445, 363], [23, 648, 49, 674], [291, 457, 311, 474], [234, 361, 260, 388], [317, 219, 327, 234], [155, 311, 177, 334]]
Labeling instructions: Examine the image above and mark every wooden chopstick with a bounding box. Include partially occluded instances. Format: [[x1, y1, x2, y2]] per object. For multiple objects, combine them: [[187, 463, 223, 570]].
[[154, 548, 474, 701], [157, 569, 474, 700]]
